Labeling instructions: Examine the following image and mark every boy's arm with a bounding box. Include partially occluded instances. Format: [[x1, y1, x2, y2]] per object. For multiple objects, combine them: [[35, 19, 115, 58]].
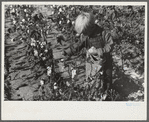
[[64, 34, 88, 55], [97, 30, 113, 56]]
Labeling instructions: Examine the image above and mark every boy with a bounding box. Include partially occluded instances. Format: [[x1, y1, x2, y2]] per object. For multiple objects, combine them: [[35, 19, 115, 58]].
[[63, 12, 113, 95]]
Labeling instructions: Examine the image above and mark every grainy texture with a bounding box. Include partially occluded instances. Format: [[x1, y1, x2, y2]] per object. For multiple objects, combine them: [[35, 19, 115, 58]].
[[4, 5, 144, 101]]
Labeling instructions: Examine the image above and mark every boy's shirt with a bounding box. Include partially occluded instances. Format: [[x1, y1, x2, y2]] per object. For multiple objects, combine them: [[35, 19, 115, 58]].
[[65, 24, 113, 61]]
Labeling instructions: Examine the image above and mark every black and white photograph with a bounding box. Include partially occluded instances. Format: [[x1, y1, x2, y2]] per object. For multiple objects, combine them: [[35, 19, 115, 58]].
[[1, 1, 147, 120]]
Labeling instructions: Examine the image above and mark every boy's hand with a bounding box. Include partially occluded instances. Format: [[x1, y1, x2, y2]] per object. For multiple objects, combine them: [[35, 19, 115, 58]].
[[88, 46, 97, 54]]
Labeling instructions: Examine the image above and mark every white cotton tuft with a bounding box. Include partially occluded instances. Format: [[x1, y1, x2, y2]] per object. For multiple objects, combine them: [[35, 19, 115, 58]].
[[34, 49, 38, 56], [72, 21, 75, 25], [67, 20, 70, 24], [66, 81, 70, 87], [54, 85, 58, 90], [71, 7, 74, 10], [13, 20, 17, 24], [27, 29, 30, 34], [95, 19, 99, 24], [59, 21, 62, 24], [11, 38, 14, 42], [59, 8, 62, 12], [72, 69, 76, 79], [47, 66, 52, 76], [51, 11, 54, 15], [22, 19, 25, 22], [44, 49, 48, 53], [24, 9, 27, 12], [54, 82, 58, 89], [42, 57, 46, 61], [40, 80, 44, 86]]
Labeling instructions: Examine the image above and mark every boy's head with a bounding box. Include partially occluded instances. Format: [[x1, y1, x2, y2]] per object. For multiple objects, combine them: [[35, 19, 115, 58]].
[[75, 12, 95, 36]]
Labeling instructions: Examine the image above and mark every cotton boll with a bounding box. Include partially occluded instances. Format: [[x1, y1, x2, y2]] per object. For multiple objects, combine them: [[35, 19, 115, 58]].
[[67, 19, 70, 24], [34, 49, 38, 56], [59, 8, 62, 12], [72, 69, 77, 79], [50, 6, 53, 9], [51, 11, 54, 15], [62, 28, 65, 32], [59, 21, 62, 25], [66, 15, 69, 19], [36, 24, 39, 27], [54, 85, 58, 90], [63, 7, 65, 11], [39, 53, 43, 57], [42, 41, 46, 45], [60, 58, 64, 62], [47, 66, 52, 76], [17, 13, 19, 16], [100, 71, 103, 75], [20, 38, 24, 43], [40, 45, 44, 48], [13, 20, 17, 24], [59, 89, 63, 94], [47, 69, 52, 76], [54, 82, 58, 90], [76, 33, 80, 37], [11, 38, 14, 42], [46, 30, 50, 35], [40, 79, 44, 86], [66, 81, 70, 87], [95, 19, 99, 24], [71, 7, 74, 10], [12, 8, 15, 13], [31, 38, 35, 42], [44, 49, 48, 53], [136, 40, 140, 44], [71, 21, 75, 25], [26, 14, 29, 17], [27, 29, 30, 34], [24, 9, 27, 12], [42, 57, 46, 61], [31, 42, 36, 47], [22, 19, 25, 22]]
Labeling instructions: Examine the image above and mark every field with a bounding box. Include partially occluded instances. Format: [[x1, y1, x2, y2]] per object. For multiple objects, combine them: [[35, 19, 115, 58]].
[[4, 5, 145, 101]]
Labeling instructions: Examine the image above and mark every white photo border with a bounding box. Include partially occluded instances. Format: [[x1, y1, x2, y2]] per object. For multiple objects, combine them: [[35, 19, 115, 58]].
[[1, 1, 147, 120]]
